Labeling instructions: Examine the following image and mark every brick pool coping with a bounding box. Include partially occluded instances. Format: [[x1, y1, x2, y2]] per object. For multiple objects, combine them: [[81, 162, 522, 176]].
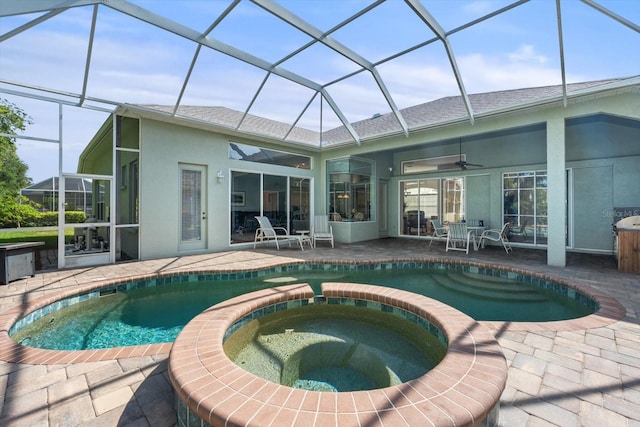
[[169, 282, 508, 427], [0, 257, 626, 365]]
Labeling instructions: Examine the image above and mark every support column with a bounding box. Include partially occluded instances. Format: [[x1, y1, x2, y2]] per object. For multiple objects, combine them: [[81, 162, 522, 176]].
[[546, 117, 566, 267]]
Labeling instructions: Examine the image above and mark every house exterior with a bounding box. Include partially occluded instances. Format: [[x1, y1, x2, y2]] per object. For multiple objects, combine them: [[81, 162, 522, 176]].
[[69, 77, 640, 269], [21, 177, 93, 214]]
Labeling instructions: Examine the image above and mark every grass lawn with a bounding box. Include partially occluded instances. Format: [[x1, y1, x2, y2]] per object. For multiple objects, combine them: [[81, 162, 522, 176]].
[[0, 229, 74, 249]]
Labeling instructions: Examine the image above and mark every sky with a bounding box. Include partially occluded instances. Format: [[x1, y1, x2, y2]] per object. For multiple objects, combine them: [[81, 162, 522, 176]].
[[0, 0, 638, 184]]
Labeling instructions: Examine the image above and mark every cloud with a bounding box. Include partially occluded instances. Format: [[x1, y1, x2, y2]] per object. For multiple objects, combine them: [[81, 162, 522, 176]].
[[3, 0, 630, 181], [508, 44, 549, 64], [457, 51, 560, 93], [462, 1, 497, 17]]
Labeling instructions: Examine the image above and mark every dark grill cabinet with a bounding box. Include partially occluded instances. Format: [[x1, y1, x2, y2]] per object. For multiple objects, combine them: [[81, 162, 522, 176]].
[[0, 242, 45, 285]]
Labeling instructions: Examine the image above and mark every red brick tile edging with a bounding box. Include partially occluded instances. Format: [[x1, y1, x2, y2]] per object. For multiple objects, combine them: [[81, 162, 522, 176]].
[[168, 282, 508, 427]]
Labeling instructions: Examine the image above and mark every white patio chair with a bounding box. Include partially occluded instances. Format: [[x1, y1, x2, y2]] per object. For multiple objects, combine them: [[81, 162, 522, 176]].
[[253, 216, 309, 250], [479, 223, 513, 253], [445, 222, 475, 254], [429, 219, 448, 247], [312, 215, 334, 248]]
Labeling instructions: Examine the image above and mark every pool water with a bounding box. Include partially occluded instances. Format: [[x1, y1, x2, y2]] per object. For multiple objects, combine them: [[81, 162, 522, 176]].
[[11, 267, 594, 350], [224, 305, 446, 392]]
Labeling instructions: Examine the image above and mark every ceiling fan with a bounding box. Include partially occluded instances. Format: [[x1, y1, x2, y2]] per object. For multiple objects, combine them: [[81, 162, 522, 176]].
[[440, 138, 483, 170]]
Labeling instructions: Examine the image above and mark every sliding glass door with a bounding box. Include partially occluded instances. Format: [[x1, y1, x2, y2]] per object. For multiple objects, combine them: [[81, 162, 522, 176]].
[[230, 171, 310, 244], [400, 177, 465, 237]]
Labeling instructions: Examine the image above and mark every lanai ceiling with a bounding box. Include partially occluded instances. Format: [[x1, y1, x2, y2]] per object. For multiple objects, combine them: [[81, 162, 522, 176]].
[[1, 0, 638, 148]]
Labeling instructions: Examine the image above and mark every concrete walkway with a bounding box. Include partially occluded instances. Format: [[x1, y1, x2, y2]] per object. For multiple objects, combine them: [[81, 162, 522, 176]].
[[1, 239, 639, 426]]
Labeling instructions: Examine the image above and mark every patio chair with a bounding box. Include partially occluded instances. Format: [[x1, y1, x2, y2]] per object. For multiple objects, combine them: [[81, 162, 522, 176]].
[[406, 210, 427, 235], [253, 216, 310, 250], [312, 215, 334, 248], [446, 222, 475, 254], [429, 219, 448, 247], [479, 223, 513, 253], [329, 212, 342, 222]]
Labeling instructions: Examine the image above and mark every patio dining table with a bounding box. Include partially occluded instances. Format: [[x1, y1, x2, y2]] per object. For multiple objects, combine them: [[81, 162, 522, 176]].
[[467, 226, 485, 250], [446, 223, 484, 252]]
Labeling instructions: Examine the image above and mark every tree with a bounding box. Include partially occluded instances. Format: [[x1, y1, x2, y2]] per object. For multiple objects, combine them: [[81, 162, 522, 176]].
[[0, 98, 38, 227], [1, 98, 32, 198]]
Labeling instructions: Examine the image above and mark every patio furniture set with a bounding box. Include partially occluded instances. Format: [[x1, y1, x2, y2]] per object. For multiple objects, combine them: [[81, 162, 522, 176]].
[[253, 215, 334, 250], [430, 220, 512, 254], [253, 214, 511, 254]]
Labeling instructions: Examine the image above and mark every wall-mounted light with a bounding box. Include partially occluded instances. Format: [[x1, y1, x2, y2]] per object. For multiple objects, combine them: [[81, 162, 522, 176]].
[[388, 167, 393, 172], [217, 169, 224, 183]]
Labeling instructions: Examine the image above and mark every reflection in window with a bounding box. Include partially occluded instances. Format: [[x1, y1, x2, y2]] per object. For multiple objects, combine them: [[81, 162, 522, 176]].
[[229, 142, 310, 169], [91, 179, 109, 222], [116, 150, 139, 225], [230, 171, 310, 244], [402, 154, 464, 174], [503, 171, 547, 245], [400, 178, 464, 237], [401, 180, 438, 237], [443, 178, 464, 223], [327, 158, 374, 222]]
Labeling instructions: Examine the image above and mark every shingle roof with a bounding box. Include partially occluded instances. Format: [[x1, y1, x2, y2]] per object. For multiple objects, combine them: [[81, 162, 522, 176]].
[[21, 177, 91, 193], [137, 77, 634, 147]]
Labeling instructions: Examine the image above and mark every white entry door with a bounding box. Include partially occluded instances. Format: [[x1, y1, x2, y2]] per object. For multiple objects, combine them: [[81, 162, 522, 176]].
[[179, 164, 206, 251]]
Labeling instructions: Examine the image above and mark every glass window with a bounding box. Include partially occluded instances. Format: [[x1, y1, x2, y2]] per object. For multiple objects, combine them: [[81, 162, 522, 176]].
[[290, 178, 310, 232], [400, 178, 463, 237], [443, 178, 464, 223], [263, 175, 287, 228], [180, 168, 202, 242], [230, 172, 310, 244], [229, 142, 310, 169], [231, 171, 261, 244], [91, 179, 109, 222], [327, 157, 374, 222], [402, 154, 463, 174], [503, 171, 547, 245], [116, 151, 139, 225]]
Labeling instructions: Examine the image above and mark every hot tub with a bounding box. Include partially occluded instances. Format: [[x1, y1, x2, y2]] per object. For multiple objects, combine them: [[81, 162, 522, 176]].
[[169, 282, 508, 427]]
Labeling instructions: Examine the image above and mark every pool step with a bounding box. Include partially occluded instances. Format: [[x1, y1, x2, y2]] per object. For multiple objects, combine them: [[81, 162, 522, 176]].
[[453, 272, 537, 292], [432, 274, 547, 302]]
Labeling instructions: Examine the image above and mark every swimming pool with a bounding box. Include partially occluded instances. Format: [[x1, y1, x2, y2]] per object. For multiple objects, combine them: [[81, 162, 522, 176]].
[[10, 261, 596, 351]]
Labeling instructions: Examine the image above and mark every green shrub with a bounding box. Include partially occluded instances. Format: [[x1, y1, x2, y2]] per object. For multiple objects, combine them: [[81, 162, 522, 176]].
[[32, 211, 87, 226], [0, 196, 42, 227], [66, 211, 87, 224]]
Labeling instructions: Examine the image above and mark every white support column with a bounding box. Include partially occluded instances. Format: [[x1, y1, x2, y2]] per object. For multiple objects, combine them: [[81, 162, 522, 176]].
[[57, 103, 65, 269], [546, 117, 566, 267]]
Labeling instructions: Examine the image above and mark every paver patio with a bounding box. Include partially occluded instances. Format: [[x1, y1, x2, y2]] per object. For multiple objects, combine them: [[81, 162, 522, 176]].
[[1, 238, 639, 426]]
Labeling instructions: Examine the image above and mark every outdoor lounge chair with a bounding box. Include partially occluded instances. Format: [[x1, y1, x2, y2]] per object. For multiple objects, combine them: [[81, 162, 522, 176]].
[[312, 215, 334, 248], [445, 222, 476, 254], [479, 223, 513, 253], [429, 219, 448, 247], [253, 216, 310, 250]]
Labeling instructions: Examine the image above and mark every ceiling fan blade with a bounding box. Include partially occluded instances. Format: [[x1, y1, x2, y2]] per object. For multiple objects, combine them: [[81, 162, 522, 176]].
[[465, 162, 483, 167], [450, 160, 467, 170]]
